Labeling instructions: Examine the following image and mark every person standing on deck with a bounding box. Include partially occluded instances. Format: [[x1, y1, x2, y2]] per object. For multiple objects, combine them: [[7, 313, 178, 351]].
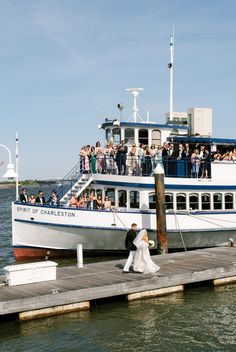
[[19, 188, 28, 203], [123, 223, 137, 273], [48, 190, 60, 207], [116, 140, 128, 175], [35, 190, 46, 205]]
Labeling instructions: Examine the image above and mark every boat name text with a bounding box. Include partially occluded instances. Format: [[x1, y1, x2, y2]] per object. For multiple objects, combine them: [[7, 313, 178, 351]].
[[16, 206, 76, 218]]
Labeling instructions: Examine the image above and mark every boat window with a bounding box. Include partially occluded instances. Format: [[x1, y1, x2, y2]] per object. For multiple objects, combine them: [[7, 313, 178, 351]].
[[152, 130, 161, 146], [189, 194, 199, 210], [118, 190, 127, 207], [124, 128, 135, 145], [225, 193, 233, 210], [177, 194, 186, 210], [106, 188, 115, 206], [106, 129, 111, 142], [130, 191, 139, 209], [139, 129, 148, 145], [165, 193, 173, 210], [113, 128, 121, 144], [202, 193, 211, 210], [149, 193, 156, 209], [213, 193, 222, 210]]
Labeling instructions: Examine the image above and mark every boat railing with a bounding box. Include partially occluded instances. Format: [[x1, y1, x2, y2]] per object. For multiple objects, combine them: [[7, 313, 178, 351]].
[[80, 155, 212, 179], [43, 154, 227, 203], [45, 157, 86, 201]]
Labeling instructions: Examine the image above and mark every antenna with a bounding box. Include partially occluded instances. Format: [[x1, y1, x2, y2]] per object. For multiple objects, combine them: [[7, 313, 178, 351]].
[[117, 103, 124, 121], [126, 88, 144, 123], [168, 27, 174, 121]]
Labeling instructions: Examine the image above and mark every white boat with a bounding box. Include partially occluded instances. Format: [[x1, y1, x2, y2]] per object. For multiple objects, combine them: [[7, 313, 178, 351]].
[[12, 99, 236, 259], [12, 36, 236, 260]]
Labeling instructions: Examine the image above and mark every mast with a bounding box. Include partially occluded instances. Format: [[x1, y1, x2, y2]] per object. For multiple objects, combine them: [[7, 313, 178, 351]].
[[15, 132, 19, 201], [168, 30, 174, 121], [126, 88, 144, 123]]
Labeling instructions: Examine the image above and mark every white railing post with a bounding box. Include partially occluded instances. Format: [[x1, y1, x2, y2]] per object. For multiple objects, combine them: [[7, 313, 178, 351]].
[[77, 244, 83, 268]]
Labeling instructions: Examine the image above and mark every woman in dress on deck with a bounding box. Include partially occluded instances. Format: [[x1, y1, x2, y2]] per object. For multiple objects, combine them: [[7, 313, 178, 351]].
[[105, 143, 115, 174], [191, 149, 201, 178], [133, 229, 160, 274], [95, 141, 104, 173], [149, 144, 157, 172], [69, 195, 78, 208], [129, 144, 137, 175], [103, 195, 111, 210], [96, 194, 103, 210], [90, 146, 97, 174]]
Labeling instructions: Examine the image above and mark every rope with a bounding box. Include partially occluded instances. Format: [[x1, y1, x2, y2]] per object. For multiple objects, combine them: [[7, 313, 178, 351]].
[[174, 211, 187, 251], [186, 212, 228, 229], [111, 208, 129, 230], [191, 213, 236, 225]]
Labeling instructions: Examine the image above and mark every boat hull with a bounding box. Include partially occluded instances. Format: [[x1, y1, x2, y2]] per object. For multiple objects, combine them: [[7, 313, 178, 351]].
[[12, 203, 236, 260]]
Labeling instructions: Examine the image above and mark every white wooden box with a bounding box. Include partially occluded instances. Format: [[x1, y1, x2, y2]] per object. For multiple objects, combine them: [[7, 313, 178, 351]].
[[3, 261, 58, 286]]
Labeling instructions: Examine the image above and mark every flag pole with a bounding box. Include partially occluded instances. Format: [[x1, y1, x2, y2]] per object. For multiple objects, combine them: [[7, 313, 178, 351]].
[[15, 132, 19, 201], [168, 28, 174, 121]]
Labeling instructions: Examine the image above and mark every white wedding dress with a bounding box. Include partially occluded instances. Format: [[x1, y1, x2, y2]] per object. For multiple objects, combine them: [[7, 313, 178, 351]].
[[133, 230, 160, 274]]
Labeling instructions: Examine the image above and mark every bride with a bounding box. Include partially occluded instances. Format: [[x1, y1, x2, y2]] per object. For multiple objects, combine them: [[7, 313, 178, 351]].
[[133, 229, 160, 274]]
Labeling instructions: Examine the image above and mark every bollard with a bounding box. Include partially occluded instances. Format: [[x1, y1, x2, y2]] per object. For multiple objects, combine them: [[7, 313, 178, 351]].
[[228, 238, 234, 247], [77, 244, 83, 268]]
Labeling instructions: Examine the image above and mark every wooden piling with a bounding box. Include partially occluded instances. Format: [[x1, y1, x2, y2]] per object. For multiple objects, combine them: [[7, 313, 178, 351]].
[[154, 162, 168, 254]]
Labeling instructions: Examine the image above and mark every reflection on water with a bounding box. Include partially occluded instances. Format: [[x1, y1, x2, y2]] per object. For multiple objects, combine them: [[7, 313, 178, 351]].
[[1, 188, 236, 351], [0, 286, 236, 352]]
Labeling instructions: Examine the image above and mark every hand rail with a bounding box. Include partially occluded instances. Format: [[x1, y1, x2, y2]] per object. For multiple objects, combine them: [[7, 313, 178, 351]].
[[45, 154, 214, 202], [46, 157, 85, 201]]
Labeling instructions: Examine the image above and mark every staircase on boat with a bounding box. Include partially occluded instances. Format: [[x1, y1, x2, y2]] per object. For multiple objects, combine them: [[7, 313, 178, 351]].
[[60, 174, 93, 206], [48, 157, 93, 207]]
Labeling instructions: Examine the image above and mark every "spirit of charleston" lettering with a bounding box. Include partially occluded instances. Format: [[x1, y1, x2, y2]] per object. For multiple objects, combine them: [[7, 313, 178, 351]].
[[16, 206, 76, 218]]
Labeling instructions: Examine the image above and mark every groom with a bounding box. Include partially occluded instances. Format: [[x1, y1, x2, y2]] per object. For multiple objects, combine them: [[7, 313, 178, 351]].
[[123, 223, 137, 273]]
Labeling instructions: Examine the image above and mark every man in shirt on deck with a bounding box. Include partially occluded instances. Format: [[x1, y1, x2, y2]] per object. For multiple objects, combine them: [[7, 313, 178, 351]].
[[35, 190, 46, 205], [19, 188, 28, 203]]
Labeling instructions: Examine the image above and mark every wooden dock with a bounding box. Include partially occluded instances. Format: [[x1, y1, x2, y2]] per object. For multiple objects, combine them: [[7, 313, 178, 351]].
[[0, 246, 236, 320]]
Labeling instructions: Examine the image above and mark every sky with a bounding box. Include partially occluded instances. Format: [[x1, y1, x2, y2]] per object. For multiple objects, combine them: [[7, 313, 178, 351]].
[[0, 0, 236, 180]]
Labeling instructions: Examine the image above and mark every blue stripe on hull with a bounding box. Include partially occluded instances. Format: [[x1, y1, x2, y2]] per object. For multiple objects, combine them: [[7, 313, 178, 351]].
[[94, 180, 236, 191], [14, 218, 236, 232]]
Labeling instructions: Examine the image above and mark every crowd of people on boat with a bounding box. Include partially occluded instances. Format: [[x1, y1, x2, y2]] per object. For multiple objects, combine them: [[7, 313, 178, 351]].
[[19, 188, 112, 210], [19, 189, 60, 206], [68, 191, 111, 210], [79, 140, 236, 178]]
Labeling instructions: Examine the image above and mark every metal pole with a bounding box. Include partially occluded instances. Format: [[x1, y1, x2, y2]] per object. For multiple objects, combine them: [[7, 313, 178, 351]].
[[169, 31, 174, 122], [15, 133, 19, 201], [77, 244, 83, 268], [154, 162, 168, 254]]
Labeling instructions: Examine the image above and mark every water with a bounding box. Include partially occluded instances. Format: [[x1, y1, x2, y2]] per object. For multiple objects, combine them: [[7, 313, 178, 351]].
[[0, 188, 236, 351]]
